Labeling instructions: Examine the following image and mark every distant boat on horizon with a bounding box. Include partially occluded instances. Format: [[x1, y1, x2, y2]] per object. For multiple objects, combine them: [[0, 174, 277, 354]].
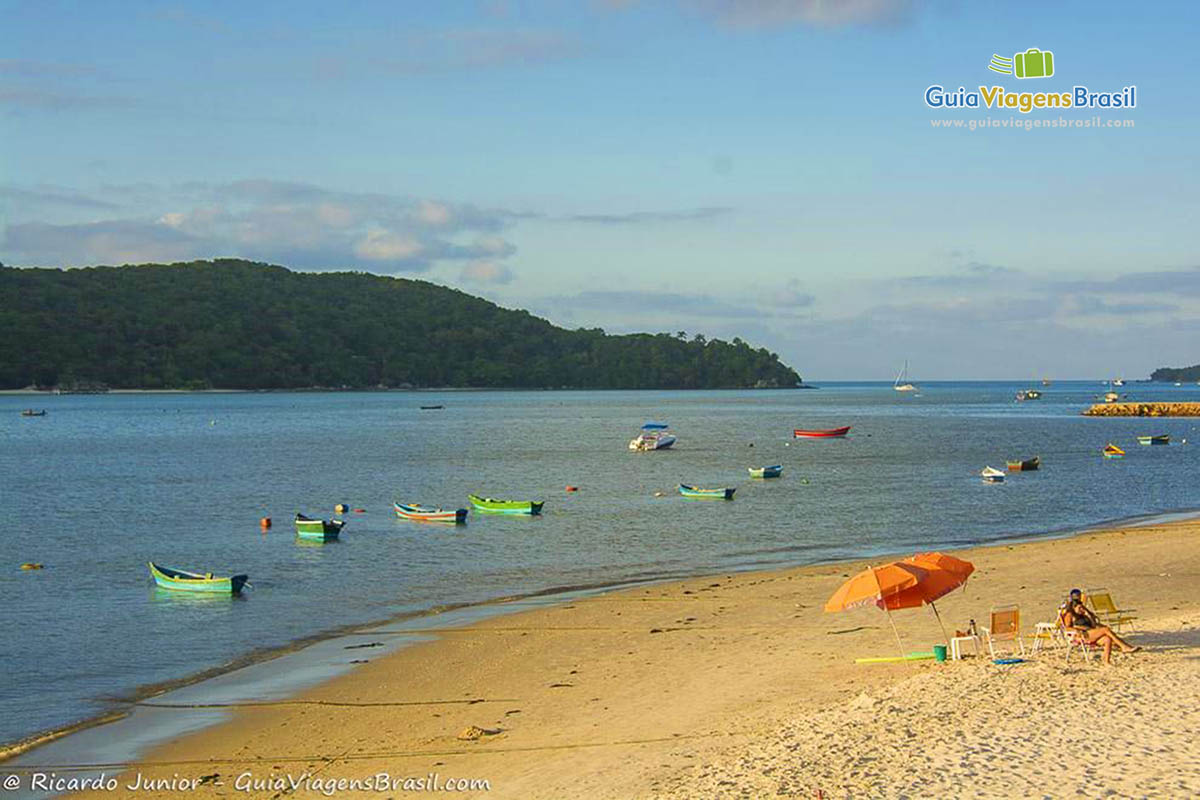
[[893, 361, 917, 392]]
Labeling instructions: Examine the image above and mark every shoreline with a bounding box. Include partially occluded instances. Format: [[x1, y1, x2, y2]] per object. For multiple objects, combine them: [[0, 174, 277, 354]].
[[4, 511, 1200, 798], [4, 505, 1198, 765]]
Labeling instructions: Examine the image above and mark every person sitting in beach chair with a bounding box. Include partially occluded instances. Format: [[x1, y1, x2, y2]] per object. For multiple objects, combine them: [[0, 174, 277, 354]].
[[1060, 588, 1139, 665]]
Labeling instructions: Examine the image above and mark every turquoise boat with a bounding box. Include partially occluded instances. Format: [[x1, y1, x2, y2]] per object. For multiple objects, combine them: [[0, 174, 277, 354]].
[[295, 513, 344, 540], [679, 484, 735, 500], [148, 562, 248, 594], [748, 465, 783, 479], [468, 494, 544, 515]]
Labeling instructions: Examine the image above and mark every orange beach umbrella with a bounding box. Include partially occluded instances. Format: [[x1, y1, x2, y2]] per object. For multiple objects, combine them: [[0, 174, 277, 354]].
[[825, 563, 929, 653], [879, 553, 976, 641]]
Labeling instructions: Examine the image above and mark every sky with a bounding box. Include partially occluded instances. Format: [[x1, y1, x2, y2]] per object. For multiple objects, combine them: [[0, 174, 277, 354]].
[[2, 0, 1199, 380]]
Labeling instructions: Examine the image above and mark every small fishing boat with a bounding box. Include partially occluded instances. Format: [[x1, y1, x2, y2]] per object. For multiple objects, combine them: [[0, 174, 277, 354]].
[[629, 422, 676, 451], [1112, 378, 1125, 387], [1102, 444, 1125, 459], [1136, 434, 1170, 446], [294, 513, 344, 540], [980, 466, 1006, 483], [748, 465, 783, 479], [793, 426, 851, 438], [20, 409, 47, 416], [679, 484, 735, 499], [148, 562, 248, 594], [1005, 456, 1041, 471], [468, 494, 544, 515], [1015, 389, 1042, 401], [419, 404, 444, 410], [1103, 392, 1120, 403], [394, 502, 467, 524]]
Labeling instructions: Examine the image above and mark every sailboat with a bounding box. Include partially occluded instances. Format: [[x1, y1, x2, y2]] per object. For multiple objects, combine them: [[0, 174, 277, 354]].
[[893, 361, 917, 392]]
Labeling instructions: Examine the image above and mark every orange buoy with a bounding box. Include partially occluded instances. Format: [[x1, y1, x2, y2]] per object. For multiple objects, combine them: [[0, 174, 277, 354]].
[[260, 517, 272, 529], [565, 485, 578, 492]]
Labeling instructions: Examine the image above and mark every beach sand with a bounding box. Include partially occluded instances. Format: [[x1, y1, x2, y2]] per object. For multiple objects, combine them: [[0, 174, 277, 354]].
[[50, 519, 1200, 798]]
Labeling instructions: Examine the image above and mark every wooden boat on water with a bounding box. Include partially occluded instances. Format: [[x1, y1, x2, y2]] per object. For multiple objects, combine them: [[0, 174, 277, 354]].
[[294, 513, 344, 540], [793, 426, 851, 438], [468, 494, 544, 515], [148, 562, 248, 594], [20, 409, 46, 416], [394, 501, 467, 524], [1137, 434, 1170, 446], [419, 405, 444, 410], [1102, 443, 1125, 459], [1015, 389, 1042, 401], [980, 466, 1006, 483], [1006, 456, 1041, 471], [630, 423, 676, 451], [748, 465, 783, 479], [679, 484, 736, 499]]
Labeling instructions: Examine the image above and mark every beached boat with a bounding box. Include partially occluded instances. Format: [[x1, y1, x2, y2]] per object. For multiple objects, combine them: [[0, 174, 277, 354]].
[[980, 466, 1006, 483], [793, 426, 851, 438], [748, 465, 783, 479], [1136, 434, 1170, 446], [394, 502, 467, 524], [1005, 456, 1041, 471], [893, 361, 917, 392], [1102, 444, 1125, 459], [468, 494, 544, 515], [1015, 389, 1042, 401], [148, 562, 248, 594], [20, 409, 46, 416], [294, 513, 344, 540], [679, 484, 735, 499], [629, 422, 677, 451]]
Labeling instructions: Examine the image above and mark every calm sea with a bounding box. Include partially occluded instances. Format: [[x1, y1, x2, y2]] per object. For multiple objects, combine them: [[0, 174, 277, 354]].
[[2, 383, 1198, 747]]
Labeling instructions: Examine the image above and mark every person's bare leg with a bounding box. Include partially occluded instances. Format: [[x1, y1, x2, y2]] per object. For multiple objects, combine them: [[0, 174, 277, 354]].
[[1103, 638, 1113, 665]]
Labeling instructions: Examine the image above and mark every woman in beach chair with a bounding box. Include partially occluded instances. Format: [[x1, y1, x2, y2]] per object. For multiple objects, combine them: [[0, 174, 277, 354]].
[[1061, 588, 1139, 665]]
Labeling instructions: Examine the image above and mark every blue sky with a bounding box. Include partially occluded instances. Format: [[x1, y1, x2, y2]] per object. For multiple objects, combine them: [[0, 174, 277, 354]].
[[3, 0, 1199, 379]]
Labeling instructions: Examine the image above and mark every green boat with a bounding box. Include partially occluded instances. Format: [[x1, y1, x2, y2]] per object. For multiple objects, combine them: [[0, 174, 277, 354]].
[[679, 484, 736, 500], [748, 465, 783, 479], [468, 494, 544, 515], [148, 562, 248, 594], [295, 513, 344, 540]]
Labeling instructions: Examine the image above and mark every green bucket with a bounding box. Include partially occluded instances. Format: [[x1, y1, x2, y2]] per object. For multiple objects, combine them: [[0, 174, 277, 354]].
[[933, 645, 948, 662]]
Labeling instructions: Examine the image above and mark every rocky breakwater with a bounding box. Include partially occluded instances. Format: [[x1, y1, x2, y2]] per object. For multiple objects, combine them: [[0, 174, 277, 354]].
[[1083, 402, 1200, 417]]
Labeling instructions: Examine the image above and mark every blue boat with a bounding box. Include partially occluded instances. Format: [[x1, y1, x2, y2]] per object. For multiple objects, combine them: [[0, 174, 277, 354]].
[[748, 465, 783, 479], [679, 484, 735, 500]]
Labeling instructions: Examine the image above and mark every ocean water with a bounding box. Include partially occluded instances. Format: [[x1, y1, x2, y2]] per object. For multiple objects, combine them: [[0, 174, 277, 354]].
[[2, 382, 1198, 748]]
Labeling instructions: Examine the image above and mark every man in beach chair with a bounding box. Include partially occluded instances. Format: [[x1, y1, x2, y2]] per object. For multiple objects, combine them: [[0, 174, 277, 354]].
[[1061, 589, 1139, 665], [1085, 588, 1138, 631]]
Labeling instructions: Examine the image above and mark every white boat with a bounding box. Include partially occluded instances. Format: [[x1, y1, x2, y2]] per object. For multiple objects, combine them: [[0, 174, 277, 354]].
[[629, 422, 676, 451], [1103, 391, 1120, 403], [893, 360, 917, 392], [980, 466, 1006, 483], [1112, 378, 1125, 387]]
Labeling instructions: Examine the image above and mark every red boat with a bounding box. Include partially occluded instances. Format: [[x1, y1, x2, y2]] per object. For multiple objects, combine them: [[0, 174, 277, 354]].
[[793, 426, 851, 438]]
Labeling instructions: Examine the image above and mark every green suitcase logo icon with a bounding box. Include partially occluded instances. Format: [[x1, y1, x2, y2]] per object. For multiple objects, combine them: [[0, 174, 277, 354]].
[[1014, 48, 1054, 79]]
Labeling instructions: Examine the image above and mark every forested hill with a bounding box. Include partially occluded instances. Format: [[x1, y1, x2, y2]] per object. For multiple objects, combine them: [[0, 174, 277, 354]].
[[1151, 365, 1200, 382], [0, 260, 802, 390]]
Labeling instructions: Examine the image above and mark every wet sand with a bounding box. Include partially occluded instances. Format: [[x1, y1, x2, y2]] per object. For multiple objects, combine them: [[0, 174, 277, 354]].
[[37, 518, 1200, 798]]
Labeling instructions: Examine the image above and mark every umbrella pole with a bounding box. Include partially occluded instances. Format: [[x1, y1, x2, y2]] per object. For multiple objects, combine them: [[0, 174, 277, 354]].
[[929, 601, 950, 643], [886, 608, 905, 657]]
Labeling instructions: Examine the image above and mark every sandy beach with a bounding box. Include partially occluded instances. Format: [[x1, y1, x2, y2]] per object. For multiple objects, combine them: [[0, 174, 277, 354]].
[[22, 518, 1200, 798]]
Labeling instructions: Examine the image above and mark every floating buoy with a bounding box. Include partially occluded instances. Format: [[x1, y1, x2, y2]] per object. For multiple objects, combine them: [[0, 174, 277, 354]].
[[335, 503, 348, 514], [565, 485, 578, 492], [260, 517, 272, 529], [20, 562, 44, 570]]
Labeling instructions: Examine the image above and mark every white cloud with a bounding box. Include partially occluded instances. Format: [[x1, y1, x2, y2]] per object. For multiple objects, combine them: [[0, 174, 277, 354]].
[[460, 260, 515, 284], [353, 230, 424, 262]]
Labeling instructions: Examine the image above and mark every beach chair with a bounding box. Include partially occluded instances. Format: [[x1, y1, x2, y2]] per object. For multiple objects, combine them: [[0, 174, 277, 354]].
[[1085, 589, 1137, 631], [1063, 627, 1102, 663], [983, 605, 1025, 658]]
